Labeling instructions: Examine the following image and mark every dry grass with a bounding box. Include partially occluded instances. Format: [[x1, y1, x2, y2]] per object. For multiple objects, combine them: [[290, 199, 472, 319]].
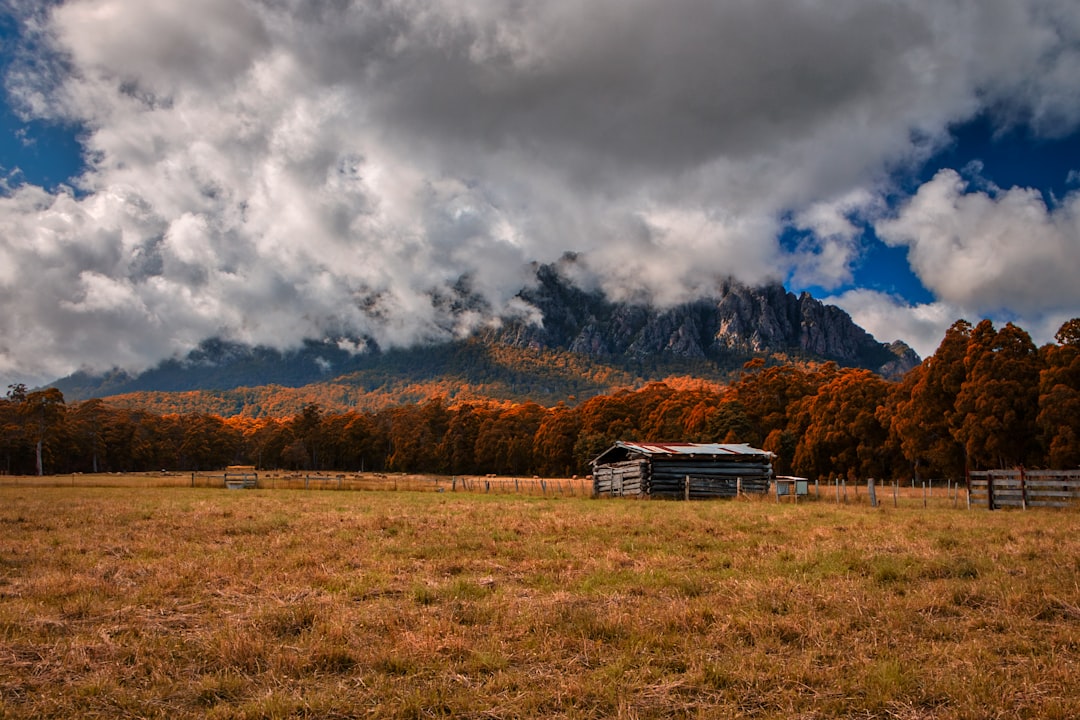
[[1, 486, 1079, 718]]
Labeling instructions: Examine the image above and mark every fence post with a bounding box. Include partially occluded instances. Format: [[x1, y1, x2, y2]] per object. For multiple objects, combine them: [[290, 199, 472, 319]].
[[987, 472, 995, 511], [893, 479, 898, 508], [685, 475, 690, 502], [868, 477, 878, 508], [1020, 467, 1027, 510]]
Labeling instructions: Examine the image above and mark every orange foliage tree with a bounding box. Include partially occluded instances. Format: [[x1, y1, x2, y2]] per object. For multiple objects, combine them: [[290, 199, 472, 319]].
[[883, 320, 971, 480], [791, 369, 895, 481], [953, 321, 1042, 470], [7, 316, 1076, 478], [1038, 319, 1080, 468]]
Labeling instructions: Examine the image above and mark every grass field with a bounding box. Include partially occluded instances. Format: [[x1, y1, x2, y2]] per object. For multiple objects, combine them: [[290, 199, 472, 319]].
[[1, 486, 1078, 719]]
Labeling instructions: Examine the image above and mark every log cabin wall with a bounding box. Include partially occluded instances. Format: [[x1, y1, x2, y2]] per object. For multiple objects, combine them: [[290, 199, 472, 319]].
[[591, 442, 773, 500]]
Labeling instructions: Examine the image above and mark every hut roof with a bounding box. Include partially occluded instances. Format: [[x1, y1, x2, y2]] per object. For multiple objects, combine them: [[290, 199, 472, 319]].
[[591, 441, 772, 466]]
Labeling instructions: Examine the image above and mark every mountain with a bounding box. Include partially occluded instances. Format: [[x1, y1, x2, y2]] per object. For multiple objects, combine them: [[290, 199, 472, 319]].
[[489, 265, 918, 374], [51, 266, 919, 415]]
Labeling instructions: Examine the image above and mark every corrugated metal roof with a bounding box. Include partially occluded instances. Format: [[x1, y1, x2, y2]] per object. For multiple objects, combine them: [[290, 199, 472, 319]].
[[591, 440, 773, 466], [613, 441, 771, 457]]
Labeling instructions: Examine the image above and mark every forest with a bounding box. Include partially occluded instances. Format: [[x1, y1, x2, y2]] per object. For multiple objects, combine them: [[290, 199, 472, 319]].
[[2, 318, 1078, 481]]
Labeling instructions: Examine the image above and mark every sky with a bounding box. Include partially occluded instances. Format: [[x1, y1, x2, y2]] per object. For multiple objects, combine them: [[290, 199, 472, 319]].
[[1, 0, 1079, 388]]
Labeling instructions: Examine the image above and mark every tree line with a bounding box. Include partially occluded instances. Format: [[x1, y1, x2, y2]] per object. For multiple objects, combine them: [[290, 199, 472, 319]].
[[2, 318, 1077, 481]]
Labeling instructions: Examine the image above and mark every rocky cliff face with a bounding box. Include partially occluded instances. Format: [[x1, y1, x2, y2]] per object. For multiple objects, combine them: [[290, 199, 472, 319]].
[[489, 265, 920, 378]]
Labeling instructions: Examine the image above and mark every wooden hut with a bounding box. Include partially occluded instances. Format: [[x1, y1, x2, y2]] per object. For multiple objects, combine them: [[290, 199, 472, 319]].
[[591, 442, 773, 499]]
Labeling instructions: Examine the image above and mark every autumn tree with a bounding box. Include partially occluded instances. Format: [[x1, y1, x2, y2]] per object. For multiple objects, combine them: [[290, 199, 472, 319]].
[[440, 403, 486, 475], [21, 388, 66, 475], [283, 404, 326, 470], [1038, 319, 1080, 468], [885, 319, 971, 479], [730, 360, 838, 472], [639, 385, 723, 441], [179, 413, 240, 470], [954, 321, 1042, 469], [319, 411, 384, 472], [729, 360, 833, 443], [68, 399, 108, 473], [532, 403, 582, 476], [572, 391, 639, 467], [387, 398, 450, 472], [0, 386, 31, 474], [792, 369, 894, 481], [474, 403, 544, 476], [682, 399, 753, 444]]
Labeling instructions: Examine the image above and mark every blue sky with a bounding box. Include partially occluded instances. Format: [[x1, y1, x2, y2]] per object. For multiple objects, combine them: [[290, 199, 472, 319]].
[[792, 115, 1080, 304], [1, 0, 1079, 386]]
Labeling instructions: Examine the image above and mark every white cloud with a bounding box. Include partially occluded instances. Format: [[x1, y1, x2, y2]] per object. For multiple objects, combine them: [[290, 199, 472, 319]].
[[1, 0, 1079, 384], [787, 189, 885, 290], [830, 289, 1075, 360], [827, 290, 964, 359], [877, 169, 1080, 316]]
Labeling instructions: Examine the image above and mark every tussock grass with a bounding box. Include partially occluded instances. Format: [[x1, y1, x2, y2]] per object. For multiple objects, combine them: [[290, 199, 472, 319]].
[[1, 487, 1079, 718]]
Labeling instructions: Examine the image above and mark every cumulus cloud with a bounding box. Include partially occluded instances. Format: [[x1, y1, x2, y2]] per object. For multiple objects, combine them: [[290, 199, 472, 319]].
[[844, 162, 1080, 356], [877, 169, 1080, 316], [827, 290, 965, 359], [830, 289, 1075, 360], [1, 0, 1080, 383]]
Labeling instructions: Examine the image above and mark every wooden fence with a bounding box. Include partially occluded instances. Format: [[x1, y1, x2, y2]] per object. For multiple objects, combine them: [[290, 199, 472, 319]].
[[968, 469, 1080, 509], [195, 472, 593, 497]]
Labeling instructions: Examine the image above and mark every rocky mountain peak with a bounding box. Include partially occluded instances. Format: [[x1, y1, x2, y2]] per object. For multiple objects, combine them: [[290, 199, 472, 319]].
[[493, 267, 919, 378]]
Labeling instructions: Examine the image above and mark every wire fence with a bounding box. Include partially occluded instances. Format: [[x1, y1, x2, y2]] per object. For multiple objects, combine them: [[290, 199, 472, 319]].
[[5, 471, 1078, 509], [777, 477, 972, 509], [0, 471, 594, 497]]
